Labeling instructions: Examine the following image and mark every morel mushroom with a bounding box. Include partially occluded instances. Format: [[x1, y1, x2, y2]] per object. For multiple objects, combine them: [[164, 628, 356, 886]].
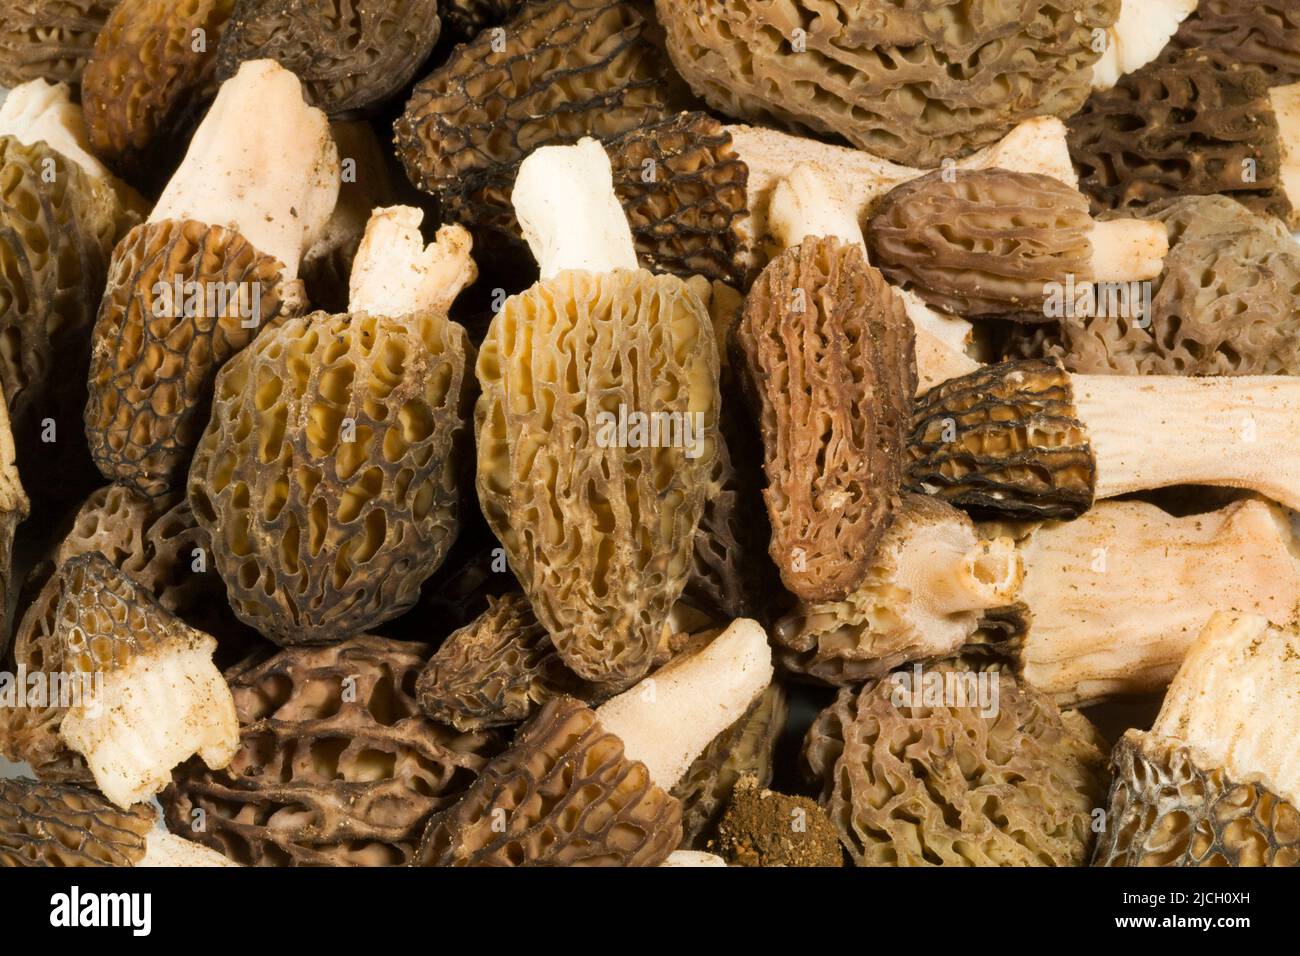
[[908, 358, 1300, 518], [0, 394, 26, 656], [0, 778, 154, 867], [1166, 0, 1300, 86], [735, 164, 915, 602], [868, 169, 1168, 320], [214, 0, 442, 116], [475, 138, 719, 689], [655, 0, 1118, 168], [1012, 499, 1300, 706], [162, 636, 497, 866], [1093, 612, 1300, 866], [0, 0, 115, 88], [773, 495, 1022, 686], [804, 663, 1109, 866], [416, 618, 773, 866], [80, 0, 237, 185], [85, 59, 339, 499], [1070, 52, 1298, 223], [394, 0, 677, 247], [188, 206, 478, 645]]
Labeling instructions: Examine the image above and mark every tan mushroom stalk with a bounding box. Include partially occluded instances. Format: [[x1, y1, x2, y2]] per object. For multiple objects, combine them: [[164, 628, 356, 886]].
[[773, 495, 1022, 686], [475, 137, 719, 690], [1011, 499, 1300, 705], [1091, 0, 1198, 89], [1272, 82, 1300, 211], [1094, 612, 1300, 866], [85, 58, 339, 499], [909, 358, 1300, 518]]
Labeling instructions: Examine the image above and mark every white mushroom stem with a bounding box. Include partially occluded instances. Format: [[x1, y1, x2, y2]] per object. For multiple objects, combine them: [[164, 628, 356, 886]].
[[1015, 500, 1300, 705], [513, 137, 638, 279], [348, 206, 477, 317], [731, 115, 1078, 261], [1270, 82, 1300, 212], [1071, 373, 1300, 509], [1088, 218, 1169, 282], [661, 850, 727, 867], [595, 618, 773, 791], [150, 59, 339, 279], [140, 831, 241, 867], [302, 120, 396, 275], [770, 163, 977, 393], [1091, 0, 1198, 90], [1149, 612, 1300, 808]]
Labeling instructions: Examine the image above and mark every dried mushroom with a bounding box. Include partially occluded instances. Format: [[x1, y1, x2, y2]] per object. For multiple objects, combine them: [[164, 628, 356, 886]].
[[908, 358, 1300, 518], [0, 0, 115, 88], [867, 169, 1167, 320], [189, 207, 477, 645], [773, 495, 1022, 686], [215, 0, 442, 116], [1166, 0, 1300, 86], [415, 592, 594, 732], [394, 0, 677, 246], [475, 139, 718, 689], [1013, 499, 1300, 706], [671, 682, 787, 850], [441, 0, 526, 40], [1094, 613, 1300, 866], [85, 59, 339, 498], [655, 0, 1118, 168], [804, 664, 1108, 866], [81, 0, 237, 186], [0, 393, 27, 654], [736, 165, 914, 602], [1070, 52, 1295, 222], [713, 776, 843, 868], [1090, 0, 1196, 89], [0, 778, 155, 867], [162, 636, 497, 866]]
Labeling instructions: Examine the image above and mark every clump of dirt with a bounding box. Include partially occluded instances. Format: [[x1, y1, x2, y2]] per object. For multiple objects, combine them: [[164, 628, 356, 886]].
[[712, 776, 844, 867]]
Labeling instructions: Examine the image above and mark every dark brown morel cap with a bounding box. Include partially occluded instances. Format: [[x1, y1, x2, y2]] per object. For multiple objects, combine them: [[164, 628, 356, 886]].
[[713, 775, 843, 867], [803, 664, 1109, 866], [0, 0, 115, 87], [735, 235, 915, 602], [84, 218, 295, 500], [1093, 736, 1300, 867], [1165, 0, 1300, 86], [215, 0, 442, 116], [907, 359, 1096, 520], [868, 168, 1094, 319], [442, 0, 527, 40], [0, 778, 155, 867], [81, 0, 237, 182], [1069, 51, 1291, 222], [415, 696, 682, 866], [654, 0, 1118, 168], [161, 636, 498, 866], [394, 0, 676, 244], [188, 309, 474, 646]]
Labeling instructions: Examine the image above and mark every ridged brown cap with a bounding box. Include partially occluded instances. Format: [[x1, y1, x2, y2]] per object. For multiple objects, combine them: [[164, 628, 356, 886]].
[[869, 169, 1094, 319], [907, 359, 1097, 520], [1069, 52, 1291, 222], [475, 269, 718, 690], [85, 218, 296, 500], [81, 0, 237, 183], [215, 0, 442, 116], [161, 636, 498, 866], [188, 309, 474, 646], [394, 0, 677, 246], [735, 235, 915, 602], [0, 778, 155, 867], [1094, 735, 1300, 867], [415, 695, 682, 866], [0, 0, 115, 87], [803, 665, 1109, 866], [1165, 0, 1300, 86], [655, 0, 1118, 167]]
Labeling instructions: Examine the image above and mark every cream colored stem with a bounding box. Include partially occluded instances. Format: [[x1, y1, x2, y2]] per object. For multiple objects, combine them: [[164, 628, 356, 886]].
[[1271, 82, 1300, 211], [1088, 219, 1168, 281], [899, 288, 979, 393], [513, 137, 638, 279], [0, 79, 112, 183], [150, 59, 339, 278], [1092, 0, 1198, 90], [1073, 373, 1300, 509], [348, 206, 477, 317], [905, 535, 1021, 619], [769, 164, 866, 251], [1016, 500, 1300, 704], [595, 618, 773, 791]]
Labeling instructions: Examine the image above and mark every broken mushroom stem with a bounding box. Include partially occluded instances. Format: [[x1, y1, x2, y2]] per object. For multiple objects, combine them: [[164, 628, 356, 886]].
[[348, 206, 478, 317], [149, 58, 340, 279], [1091, 0, 1197, 90], [1087, 218, 1169, 283], [1271, 81, 1300, 212], [513, 136, 639, 280]]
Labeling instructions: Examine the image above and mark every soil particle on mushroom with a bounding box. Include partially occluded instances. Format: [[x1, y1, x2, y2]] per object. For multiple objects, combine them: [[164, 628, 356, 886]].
[[712, 775, 844, 868]]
